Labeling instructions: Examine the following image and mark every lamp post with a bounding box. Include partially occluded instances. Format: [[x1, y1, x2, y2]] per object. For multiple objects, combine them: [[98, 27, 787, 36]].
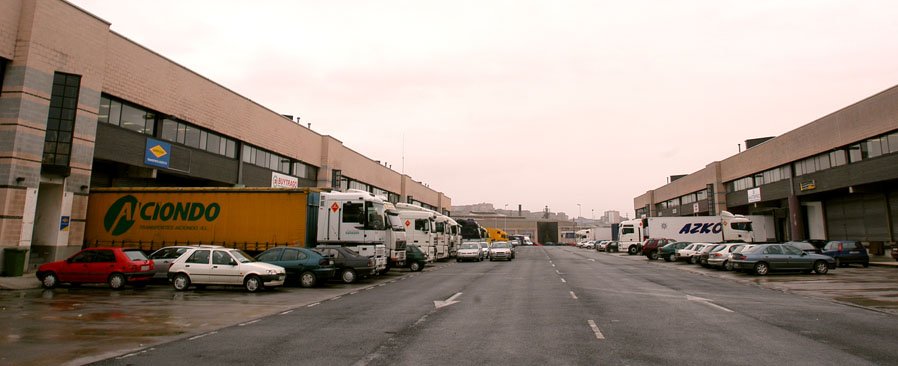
[[504, 204, 508, 233]]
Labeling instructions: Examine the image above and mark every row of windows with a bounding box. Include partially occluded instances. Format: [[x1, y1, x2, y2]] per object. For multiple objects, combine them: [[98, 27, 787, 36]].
[[657, 189, 709, 211], [727, 129, 898, 191], [160, 119, 237, 158], [98, 96, 155, 135], [242, 144, 291, 174]]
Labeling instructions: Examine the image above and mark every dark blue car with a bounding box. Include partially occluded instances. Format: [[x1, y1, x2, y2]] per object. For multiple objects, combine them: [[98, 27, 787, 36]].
[[822, 240, 869, 268], [256, 247, 336, 287]]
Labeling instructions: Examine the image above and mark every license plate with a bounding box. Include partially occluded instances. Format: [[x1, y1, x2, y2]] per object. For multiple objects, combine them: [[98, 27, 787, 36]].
[[141, 265, 150, 271], [278, 275, 285, 280], [851, 251, 860, 254]]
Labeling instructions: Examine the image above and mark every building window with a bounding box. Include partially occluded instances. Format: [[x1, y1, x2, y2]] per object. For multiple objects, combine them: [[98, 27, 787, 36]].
[[848, 143, 863, 163], [829, 149, 847, 167], [159, 117, 236, 158], [0, 58, 7, 95], [98, 95, 154, 135], [43, 72, 81, 166]]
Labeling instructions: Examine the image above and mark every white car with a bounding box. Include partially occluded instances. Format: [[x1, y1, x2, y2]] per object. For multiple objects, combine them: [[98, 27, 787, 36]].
[[457, 243, 483, 262], [479, 242, 491, 260], [676, 243, 705, 263], [168, 247, 286, 292], [583, 241, 596, 249], [489, 241, 514, 261], [147, 245, 208, 279]]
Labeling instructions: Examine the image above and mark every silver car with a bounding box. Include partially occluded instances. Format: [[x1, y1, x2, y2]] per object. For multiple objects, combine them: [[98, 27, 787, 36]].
[[456, 243, 483, 262], [147, 246, 204, 279], [707, 243, 743, 269], [479, 242, 490, 260], [489, 241, 514, 261]]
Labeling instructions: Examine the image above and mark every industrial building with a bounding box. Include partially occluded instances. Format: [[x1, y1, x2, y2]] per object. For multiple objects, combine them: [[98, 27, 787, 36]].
[[634, 84, 898, 253], [0, 0, 451, 274]]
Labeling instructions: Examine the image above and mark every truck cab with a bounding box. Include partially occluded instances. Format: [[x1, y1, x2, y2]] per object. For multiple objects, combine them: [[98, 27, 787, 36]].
[[618, 218, 647, 255], [317, 191, 389, 273], [394, 207, 436, 263]]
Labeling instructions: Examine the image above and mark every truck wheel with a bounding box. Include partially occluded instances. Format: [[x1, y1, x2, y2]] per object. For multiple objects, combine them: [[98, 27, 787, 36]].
[[813, 261, 829, 274], [754, 262, 769, 276], [379, 267, 390, 275], [108, 273, 126, 290], [341, 269, 358, 284], [299, 271, 317, 288], [628, 246, 638, 255], [172, 273, 191, 291], [41, 272, 59, 289], [244, 275, 263, 292]]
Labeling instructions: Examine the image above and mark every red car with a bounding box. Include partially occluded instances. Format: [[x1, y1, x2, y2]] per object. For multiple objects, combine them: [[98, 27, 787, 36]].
[[36, 248, 154, 289]]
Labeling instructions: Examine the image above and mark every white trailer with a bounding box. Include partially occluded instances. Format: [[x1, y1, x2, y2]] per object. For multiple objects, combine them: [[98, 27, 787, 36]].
[[617, 211, 762, 255]]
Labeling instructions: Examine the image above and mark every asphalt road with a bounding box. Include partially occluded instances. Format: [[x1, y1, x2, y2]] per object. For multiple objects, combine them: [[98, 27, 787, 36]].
[[87, 246, 898, 366]]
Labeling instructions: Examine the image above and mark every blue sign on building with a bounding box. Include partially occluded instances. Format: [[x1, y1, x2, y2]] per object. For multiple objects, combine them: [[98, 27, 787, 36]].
[[144, 138, 171, 168]]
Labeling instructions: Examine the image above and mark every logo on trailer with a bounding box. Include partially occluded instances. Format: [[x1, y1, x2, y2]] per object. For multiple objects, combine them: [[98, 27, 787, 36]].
[[102, 194, 221, 236], [330, 202, 340, 212], [405, 220, 411, 227]]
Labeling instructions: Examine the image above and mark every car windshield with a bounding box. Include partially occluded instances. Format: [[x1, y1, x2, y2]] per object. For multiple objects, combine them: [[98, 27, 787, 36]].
[[742, 245, 763, 254], [229, 250, 255, 263], [712, 245, 728, 252], [492, 242, 510, 248], [123, 250, 148, 261], [461, 244, 479, 249], [789, 242, 814, 250]]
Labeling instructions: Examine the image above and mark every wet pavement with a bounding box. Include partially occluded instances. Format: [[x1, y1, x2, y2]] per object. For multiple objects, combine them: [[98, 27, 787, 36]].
[[611, 252, 898, 315], [0, 269, 424, 366]]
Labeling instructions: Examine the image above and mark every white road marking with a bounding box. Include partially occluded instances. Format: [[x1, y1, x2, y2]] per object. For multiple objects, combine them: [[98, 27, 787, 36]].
[[687, 295, 734, 313], [331, 296, 342, 300], [555, 270, 561, 274], [434, 292, 463, 309], [570, 291, 578, 300], [188, 331, 217, 341], [280, 310, 293, 315], [561, 278, 566, 283], [588, 320, 605, 340], [350, 291, 359, 295], [238, 320, 259, 327], [307, 302, 320, 307], [552, 264, 556, 267], [589, 259, 596, 262]]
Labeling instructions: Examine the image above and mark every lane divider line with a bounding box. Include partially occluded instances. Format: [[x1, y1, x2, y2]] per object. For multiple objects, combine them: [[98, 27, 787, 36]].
[[238, 320, 260, 327], [280, 310, 293, 315], [588, 320, 605, 340], [350, 291, 359, 295], [570, 291, 578, 300], [189, 331, 217, 341], [307, 302, 320, 307]]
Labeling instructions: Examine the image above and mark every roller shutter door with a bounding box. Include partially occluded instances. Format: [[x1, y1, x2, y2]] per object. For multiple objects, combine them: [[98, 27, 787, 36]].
[[825, 192, 889, 241]]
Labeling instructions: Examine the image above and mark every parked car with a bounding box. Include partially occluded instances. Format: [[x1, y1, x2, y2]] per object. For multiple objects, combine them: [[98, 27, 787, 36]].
[[583, 241, 596, 250], [677, 243, 707, 264], [730, 243, 834, 275], [892, 245, 898, 262], [37, 247, 154, 289], [698, 244, 724, 267], [726, 244, 757, 271], [147, 245, 204, 280], [489, 241, 514, 261], [255, 247, 335, 287], [404, 245, 427, 271], [604, 241, 619, 253], [479, 242, 491, 260], [660, 242, 691, 262], [706, 243, 743, 269], [456, 242, 483, 262], [785, 241, 823, 255], [312, 246, 375, 284], [596, 240, 610, 252], [642, 238, 678, 260], [169, 247, 286, 292], [822, 240, 870, 268]]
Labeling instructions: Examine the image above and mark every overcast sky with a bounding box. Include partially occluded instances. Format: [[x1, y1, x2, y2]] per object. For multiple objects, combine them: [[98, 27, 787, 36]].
[[71, 0, 898, 219]]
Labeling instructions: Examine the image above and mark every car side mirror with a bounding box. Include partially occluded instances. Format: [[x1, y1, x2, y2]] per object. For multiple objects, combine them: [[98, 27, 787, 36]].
[[66, 258, 73, 264], [229, 258, 237, 265]]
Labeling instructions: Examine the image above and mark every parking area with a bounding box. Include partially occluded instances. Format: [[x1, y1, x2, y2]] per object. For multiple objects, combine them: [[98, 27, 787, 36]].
[[584, 248, 898, 315], [0, 264, 452, 366]]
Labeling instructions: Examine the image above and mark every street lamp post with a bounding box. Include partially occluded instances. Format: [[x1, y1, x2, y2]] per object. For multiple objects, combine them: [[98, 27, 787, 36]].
[[504, 204, 508, 233]]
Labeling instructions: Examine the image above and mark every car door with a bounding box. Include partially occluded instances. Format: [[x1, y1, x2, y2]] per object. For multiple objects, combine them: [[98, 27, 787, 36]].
[[762, 245, 787, 270], [86, 249, 118, 283], [59, 250, 94, 282], [209, 250, 242, 285], [782, 245, 810, 270], [149, 248, 188, 279], [182, 249, 212, 283]]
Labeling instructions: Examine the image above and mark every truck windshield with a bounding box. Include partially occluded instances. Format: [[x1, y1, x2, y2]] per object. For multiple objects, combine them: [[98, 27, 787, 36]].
[[387, 212, 404, 231], [731, 222, 753, 231]]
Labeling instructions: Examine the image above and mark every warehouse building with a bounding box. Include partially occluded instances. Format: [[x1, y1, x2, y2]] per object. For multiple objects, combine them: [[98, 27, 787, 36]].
[[634, 84, 898, 253], [0, 0, 451, 273]]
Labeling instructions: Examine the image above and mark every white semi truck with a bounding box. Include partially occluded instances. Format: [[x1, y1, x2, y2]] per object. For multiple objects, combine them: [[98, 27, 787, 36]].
[[394, 204, 437, 263], [317, 190, 397, 272], [395, 203, 455, 261], [617, 211, 762, 255]]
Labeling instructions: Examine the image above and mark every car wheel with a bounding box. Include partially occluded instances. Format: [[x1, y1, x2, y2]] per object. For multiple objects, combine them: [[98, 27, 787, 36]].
[[862, 261, 869, 268], [108, 273, 126, 290], [649, 251, 660, 260], [299, 271, 317, 288], [813, 261, 829, 274], [835, 258, 842, 267], [379, 267, 390, 275], [663, 253, 673, 262], [718, 261, 728, 271], [754, 262, 769, 276], [341, 268, 358, 284], [690, 256, 698, 264], [725, 261, 734, 271], [409, 261, 422, 272], [456, 259, 461, 262], [628, 246, 638, 255], [41, 272, 59, 289], [244, 275, 263, 292], [172, 273, 191, 291]]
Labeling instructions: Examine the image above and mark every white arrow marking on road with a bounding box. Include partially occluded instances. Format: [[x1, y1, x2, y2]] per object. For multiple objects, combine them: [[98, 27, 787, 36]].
[[570, 291, 578, 300], [434, 292, 463, 309], [561, 278, 566, 283], [588, 320, 605, 340], [687, 295, 733, 313]]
